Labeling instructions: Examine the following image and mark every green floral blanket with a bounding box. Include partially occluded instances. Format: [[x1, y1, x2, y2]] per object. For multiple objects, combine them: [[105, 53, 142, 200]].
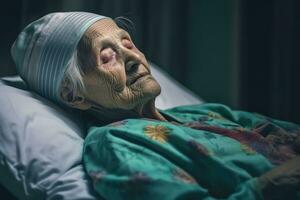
[[83, 103, 300, 200]]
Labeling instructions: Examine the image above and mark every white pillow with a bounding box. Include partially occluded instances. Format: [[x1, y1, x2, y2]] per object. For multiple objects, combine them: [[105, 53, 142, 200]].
[[150, 62, 203, 109], [0, 63, 203, 200], [0, 77, 101, 200]]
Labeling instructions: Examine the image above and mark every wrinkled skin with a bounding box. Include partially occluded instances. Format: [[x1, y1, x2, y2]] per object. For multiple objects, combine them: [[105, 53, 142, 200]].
[[61, 18, 300, 198], [61, 18, 166, 121]]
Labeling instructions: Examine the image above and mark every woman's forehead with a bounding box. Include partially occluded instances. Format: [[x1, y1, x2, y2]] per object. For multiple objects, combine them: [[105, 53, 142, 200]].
[[85, 18, 122, 39]]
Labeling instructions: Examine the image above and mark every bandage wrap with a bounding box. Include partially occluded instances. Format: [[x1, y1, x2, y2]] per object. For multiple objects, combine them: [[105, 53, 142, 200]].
[[11, 12, 107, 103]]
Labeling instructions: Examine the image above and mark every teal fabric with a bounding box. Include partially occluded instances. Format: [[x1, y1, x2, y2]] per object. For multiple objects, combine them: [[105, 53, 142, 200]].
[[83, 103, 300, 199], [11, 12, 107, 103]]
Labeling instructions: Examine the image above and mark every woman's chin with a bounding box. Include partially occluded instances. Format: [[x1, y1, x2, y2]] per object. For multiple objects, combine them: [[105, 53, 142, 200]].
[[142, 76, 161, 97], [111, 77, 161, 111]]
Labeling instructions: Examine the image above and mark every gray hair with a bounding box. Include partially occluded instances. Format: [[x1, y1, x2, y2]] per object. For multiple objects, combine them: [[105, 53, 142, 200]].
[[62, 50, 86, 101]]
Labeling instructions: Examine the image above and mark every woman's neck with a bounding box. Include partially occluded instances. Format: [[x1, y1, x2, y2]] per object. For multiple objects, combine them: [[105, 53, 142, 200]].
[[87, 100, 168, 123], [135, 100, 167, 121]]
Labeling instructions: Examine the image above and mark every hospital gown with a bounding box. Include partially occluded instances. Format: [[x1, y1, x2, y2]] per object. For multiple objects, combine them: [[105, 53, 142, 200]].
[[83, 103, 300, 200]]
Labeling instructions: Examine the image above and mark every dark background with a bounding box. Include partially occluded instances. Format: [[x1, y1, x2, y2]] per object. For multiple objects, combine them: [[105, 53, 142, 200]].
[[0, 0, 300, 197]]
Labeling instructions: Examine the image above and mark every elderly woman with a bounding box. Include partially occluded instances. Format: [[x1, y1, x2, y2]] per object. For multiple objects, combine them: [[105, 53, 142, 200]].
[[11, 12, 300, 200]]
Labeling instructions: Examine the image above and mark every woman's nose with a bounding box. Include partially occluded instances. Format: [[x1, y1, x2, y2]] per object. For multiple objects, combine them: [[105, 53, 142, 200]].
[[121, 46, 141, 72]]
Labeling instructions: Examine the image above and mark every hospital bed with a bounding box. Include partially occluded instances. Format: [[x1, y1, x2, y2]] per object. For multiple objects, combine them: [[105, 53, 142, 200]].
[[0, 62, 203, 200]]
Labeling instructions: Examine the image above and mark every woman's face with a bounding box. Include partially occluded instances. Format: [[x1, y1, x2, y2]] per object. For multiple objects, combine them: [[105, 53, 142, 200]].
[[80, 18, 161, 110]]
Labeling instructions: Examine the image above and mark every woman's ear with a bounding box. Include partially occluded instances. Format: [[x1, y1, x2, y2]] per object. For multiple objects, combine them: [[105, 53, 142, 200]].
[[60, 79, 92, 110]]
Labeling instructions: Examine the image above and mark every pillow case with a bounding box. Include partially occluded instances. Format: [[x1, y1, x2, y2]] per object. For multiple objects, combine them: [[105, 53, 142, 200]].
[[150, 62, 203, 109], [0, 63, 203, 199], [0, 77, 101, 200]]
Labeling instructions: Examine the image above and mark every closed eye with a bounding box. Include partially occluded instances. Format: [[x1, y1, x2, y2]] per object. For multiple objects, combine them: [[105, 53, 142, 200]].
[[122, 38, 134, 49], [100, 47, 117, 67]]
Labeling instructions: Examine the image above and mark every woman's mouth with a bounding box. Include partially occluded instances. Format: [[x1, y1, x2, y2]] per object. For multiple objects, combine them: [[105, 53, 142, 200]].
[[128, 72, 150, 85]]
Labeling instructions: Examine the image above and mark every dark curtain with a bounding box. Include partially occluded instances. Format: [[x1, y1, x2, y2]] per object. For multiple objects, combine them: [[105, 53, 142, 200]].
[[239, 0, 300, 123]]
